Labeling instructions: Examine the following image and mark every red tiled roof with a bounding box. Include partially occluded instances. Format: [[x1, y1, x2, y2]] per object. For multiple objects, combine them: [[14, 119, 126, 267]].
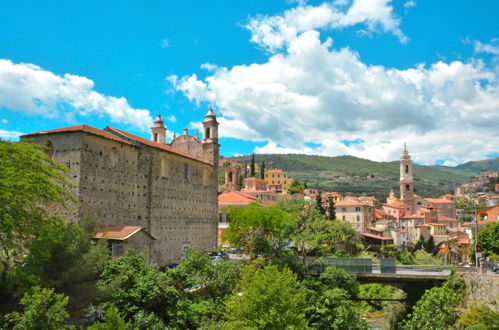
[[94, 226, 149, 240], [105, 126, 210, 165], [362, 232, 394, 241], [22, 124, 133, 145], [437, 216, 457, 222], [425, 198, 454, 204], [337, 199, 371, 207], [429, 223, 445, 226], [219, 191, 260, 206], [401, 215, 425, 219], [415, 224, 431, 227], [382, 203, 404, 210]]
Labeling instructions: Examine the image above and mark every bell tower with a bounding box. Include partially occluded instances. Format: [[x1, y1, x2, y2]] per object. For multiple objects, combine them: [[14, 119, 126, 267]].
[[151, 114, 166, 144], [400, 143, 415, 214], [202, 106, 219, 167]]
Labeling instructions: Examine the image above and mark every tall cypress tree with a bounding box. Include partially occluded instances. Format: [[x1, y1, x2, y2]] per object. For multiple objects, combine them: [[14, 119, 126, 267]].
[[316, 190, 325, 214], [260, 161, 265, 179], [327, 196, 336, 220], [250, 154, 256, 177]]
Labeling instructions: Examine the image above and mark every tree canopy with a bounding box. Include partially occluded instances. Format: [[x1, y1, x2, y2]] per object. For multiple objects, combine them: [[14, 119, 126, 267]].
[[0, 141, 73, 289]]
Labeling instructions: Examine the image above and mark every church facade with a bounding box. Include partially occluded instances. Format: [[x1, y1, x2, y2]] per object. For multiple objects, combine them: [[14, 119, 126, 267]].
[[22, 108, 219, 265]]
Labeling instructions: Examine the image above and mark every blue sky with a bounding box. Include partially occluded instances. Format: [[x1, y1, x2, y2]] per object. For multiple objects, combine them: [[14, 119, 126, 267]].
[[0, 0, 498, 165]]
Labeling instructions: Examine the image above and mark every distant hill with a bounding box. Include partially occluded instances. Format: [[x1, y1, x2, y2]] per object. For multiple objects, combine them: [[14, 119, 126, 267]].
[[228, 154, 481, 201], [453, 157, 499, 172]]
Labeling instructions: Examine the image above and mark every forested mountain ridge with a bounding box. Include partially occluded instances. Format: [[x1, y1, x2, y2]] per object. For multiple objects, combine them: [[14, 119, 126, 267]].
[[229, 154, 494, 201]]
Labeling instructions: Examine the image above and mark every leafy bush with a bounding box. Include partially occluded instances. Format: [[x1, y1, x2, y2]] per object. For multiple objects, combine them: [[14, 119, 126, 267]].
[[87, 306, 135, 330], [3, 286, 72, 329], [399, 273, 464, 330], [457, 304, 499, 330], [223, 265, 308, 329]]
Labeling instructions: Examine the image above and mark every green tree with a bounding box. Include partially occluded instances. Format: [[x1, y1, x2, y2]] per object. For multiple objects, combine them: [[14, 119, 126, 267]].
[[319, 266, 359, 298], [457, 304, 499, 330], [3, 286, 72, 329], [478, 222, 499, 258], [250, 154, 256, 177], [289, 178, 305, 194], [424, 235, 436, 254], [327, 196, 336, 220], [308, 288, 367, 330], [223, 265, 308, 329], [415, 235, 425, 250], [87, 306, 136, 330], [276, 199, 336, 268], [330, 220, 359, 256], [260, 161, 265, 179], [222, 202, 293, 259], [316, 190, 325, 214], [305, 267, 367, 330], [97, 251, 170, 318], [400, 273, 464, 330], [18, 218, 108, 291], [0, 141, 73, 286]]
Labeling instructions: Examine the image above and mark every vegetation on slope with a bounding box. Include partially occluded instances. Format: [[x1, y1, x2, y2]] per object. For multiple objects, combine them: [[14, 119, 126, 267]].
[[231, 154, 475, 200]]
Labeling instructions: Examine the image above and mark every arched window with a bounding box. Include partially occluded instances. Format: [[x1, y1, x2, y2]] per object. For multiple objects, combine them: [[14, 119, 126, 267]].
[[205, 127, 211, 139], [228, 171, 233, 183], [405, 165, 409, 173], [44, 140, 55, 158], [406, 184, 410, 191]]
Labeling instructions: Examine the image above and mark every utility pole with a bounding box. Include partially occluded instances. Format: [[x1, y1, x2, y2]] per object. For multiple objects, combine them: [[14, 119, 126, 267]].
[[474, 205, 481, 267]]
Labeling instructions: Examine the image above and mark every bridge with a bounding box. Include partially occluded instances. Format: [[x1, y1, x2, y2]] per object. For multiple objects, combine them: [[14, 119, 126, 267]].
[[309, 258, 475, 304]]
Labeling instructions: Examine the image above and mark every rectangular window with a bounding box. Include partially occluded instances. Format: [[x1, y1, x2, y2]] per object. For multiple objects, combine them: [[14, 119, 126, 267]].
[[356, 215, 360, 221], [355, 207, 361, 211], [184, 163, 189, 182], [341, 208, 346, 212]]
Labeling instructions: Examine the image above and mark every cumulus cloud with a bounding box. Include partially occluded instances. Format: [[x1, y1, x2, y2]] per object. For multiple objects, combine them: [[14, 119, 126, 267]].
[[0, 59, 153, 130], [473, 39, 499, 56], [246, 0, 407, 52], [1, 118, 7, 124], [0, 128, 23, 140], [169, 1, 499, 165]]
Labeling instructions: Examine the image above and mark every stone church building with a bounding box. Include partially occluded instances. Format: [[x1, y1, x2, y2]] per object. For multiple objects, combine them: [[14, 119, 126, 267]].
[[22, 108, 219, 265]]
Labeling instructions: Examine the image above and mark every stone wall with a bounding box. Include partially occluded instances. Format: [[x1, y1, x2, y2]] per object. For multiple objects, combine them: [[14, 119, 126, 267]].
[[462, 273, 499, 312], [27, 130, 218, 266]]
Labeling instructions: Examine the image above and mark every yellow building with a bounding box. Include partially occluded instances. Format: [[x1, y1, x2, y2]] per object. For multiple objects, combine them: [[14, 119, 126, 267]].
[[265, 169, 292, 194], [336, 199, 375, 234]]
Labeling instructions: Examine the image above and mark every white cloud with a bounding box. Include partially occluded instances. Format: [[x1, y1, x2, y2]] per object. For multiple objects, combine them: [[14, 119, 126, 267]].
[[473, 39, 499, 56], [0, 128, 23, 140], [246, 0, 407, 52], [404, 1, 416, 9], [165, 115, 176, 123], [0, 59, 152, 130], [169, 2, 499, 165], [1, 118, 7, 124], [160, 39, 171, 48]]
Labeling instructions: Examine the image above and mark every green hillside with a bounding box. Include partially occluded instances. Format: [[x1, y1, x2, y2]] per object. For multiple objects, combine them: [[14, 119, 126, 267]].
[[230, 154, 476, 201], [453, 157, 499, 172]]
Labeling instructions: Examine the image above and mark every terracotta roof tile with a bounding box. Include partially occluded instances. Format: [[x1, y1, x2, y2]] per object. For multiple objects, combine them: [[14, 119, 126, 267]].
[[22, 124, 133, 145], [362, 232, 394, 240], [104, 126, 211, 165], [219, 191, 261, 206], [94, 226, 145, 240], [337, 199, 371, 207], [425, 198, 454, 204]]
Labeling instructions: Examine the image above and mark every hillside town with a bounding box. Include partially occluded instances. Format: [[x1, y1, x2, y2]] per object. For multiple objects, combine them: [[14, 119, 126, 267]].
[[218, 146, 499, 265]]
